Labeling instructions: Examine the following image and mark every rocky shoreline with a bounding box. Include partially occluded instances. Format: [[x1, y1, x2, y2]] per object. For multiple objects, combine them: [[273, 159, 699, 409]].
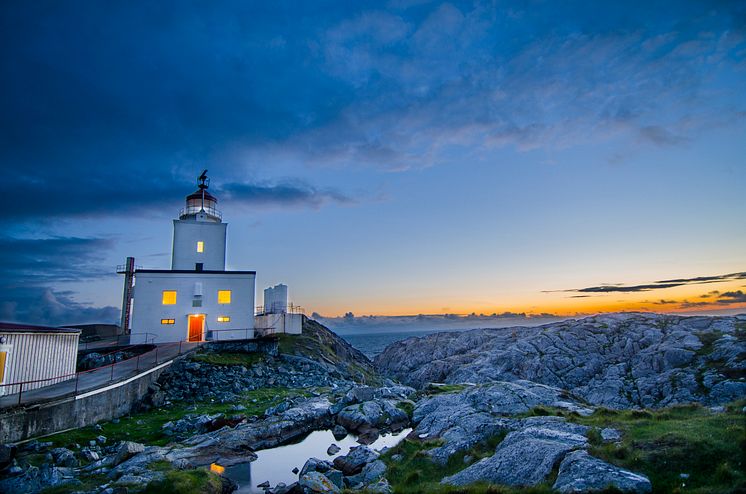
[[1, 313, 744, 493]]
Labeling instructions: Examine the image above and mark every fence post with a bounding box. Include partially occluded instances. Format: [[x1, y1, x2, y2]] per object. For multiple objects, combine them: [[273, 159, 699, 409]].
[[179, 340, 182, 355], [136, 353, 140, 371], [17, 382, 22, 406], [155, 346, 159, 365], [75, 373, 79, 394], [110, 362, 115, 382]]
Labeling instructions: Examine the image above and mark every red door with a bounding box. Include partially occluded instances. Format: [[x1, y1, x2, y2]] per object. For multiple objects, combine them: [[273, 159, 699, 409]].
[[188, 314, 204, 342]]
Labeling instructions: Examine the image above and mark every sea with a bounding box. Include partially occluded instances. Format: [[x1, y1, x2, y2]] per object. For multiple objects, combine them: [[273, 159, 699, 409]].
[[339, 329, 445, 359]]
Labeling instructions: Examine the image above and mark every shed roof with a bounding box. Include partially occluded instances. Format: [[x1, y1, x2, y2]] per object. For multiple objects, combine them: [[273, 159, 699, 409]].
[[0, 322, 81, 334]]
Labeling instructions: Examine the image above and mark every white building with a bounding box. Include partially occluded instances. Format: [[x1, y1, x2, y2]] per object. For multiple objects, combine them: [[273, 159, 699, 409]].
[[255, 283, 303, 336], [127, 173, 256, 344], [0, 323, 80, 396], [263, 284, 289, 314]]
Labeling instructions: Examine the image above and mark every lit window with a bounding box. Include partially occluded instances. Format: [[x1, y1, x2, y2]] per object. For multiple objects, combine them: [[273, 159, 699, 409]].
[[160, 319, 175, 325], [0, 351, 7, 382], [218, 290, 231, 304], [217, 315, 230, 322], [197, 241, 204, 253], [162, 290, 177, 305]]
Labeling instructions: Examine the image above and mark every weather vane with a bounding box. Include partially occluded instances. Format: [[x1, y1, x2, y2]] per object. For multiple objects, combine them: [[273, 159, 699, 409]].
[[198, 169, 209, 189]]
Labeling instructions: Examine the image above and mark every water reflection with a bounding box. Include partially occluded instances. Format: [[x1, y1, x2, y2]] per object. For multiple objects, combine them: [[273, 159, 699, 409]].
[[224, 428, 412, 493]]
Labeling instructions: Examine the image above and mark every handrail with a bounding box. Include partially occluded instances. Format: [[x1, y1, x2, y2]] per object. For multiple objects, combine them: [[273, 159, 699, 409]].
[[179, 205, 222, 220], [255, 303, 305, 316], [0, 338, 202, 407], [206, 327, 256, 341]]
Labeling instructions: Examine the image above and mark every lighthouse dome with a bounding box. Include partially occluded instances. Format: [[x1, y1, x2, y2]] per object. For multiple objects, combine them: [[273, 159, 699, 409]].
[[179, 171, 222, 222]]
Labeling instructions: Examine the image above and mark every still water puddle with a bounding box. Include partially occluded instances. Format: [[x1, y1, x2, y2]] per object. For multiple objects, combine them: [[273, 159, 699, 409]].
[[223, 428, 412, 493]]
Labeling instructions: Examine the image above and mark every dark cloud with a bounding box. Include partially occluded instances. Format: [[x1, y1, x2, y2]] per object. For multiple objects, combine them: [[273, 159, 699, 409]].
[[4, 175, 351, 222], [548, 272, 746, 295], [651, 299, 678, 305], [717, 291, 746, 304], [0, 236, 119, 325]]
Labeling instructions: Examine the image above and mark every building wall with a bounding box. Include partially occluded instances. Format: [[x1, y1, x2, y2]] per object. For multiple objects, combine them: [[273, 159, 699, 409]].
[[130, 272, 255, 344], [171, 219, 227, 270], [255, 313, 303, 336], [0, 331, 79, 396]]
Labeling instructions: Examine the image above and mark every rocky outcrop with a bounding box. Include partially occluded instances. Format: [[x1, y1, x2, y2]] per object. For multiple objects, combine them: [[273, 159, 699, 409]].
[[553, 450, 652, 493], [375, 313, 746, 408], [412, 381, 591, 464], [443, 418, 588, 486]]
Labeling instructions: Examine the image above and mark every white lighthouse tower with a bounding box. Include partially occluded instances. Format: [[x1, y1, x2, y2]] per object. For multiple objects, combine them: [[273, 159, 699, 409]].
[[126, 171, 256, 344]]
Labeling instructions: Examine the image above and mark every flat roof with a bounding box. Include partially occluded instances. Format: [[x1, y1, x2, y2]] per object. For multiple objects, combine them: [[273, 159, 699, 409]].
[[0, 322, 81, 334], [135, 269, 256, 275]]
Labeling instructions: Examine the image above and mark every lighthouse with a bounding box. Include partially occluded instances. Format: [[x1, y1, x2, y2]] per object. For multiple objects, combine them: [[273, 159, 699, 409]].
[[126, 171, 256, 344]]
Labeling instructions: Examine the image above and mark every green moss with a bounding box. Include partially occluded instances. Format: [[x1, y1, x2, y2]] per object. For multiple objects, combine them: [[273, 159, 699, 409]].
[[426, 383, 472, 395], [39, 475, 107, 494], [695, 331, 723, 356], [45, 387, 309, 448], [573, 401, 746, 494], [141, 468, 224, 494], [381, 433, 520, 494], [191, 352, 265, 366], [380, 402, 745, 493], [397, 401, 415, 419]]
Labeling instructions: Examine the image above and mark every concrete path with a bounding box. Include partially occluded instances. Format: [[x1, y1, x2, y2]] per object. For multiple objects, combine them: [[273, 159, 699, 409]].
[[0, 341, 202, 408]]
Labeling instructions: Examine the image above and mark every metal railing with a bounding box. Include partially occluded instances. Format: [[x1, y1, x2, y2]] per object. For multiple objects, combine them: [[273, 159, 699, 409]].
[[255, 303, 305, 316], [179, 204, 222, 220], [206, 327, 257, 341], [116, 263, 143, 273], [0, 338, 201, 408]]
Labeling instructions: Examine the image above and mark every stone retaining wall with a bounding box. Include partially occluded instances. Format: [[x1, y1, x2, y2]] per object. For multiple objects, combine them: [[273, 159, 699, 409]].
[[0, 359, 174, 444]]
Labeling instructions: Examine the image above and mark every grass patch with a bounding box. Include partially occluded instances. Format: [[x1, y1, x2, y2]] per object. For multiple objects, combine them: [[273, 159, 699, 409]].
[[141, 467, 224, 494], [426, 383, 472, 395], [45, 387, 310, 448], [572, 401, 746, 494], [381, 433, 531, 494], [191, 351, 264, 366], [695, 331, 723, 356], [397, 401, 415, 419], [39, 474, 107, 494]]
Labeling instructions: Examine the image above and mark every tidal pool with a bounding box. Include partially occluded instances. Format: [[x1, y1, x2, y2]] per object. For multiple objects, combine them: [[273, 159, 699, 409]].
[[223, 428, 412, 493]]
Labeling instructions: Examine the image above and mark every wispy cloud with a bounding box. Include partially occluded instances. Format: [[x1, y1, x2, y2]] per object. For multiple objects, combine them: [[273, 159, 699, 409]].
[[550, 272, 746, 295]]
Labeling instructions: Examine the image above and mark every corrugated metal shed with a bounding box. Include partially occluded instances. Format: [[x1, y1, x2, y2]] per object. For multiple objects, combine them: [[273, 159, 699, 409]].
[[0, 322, 80, 395]]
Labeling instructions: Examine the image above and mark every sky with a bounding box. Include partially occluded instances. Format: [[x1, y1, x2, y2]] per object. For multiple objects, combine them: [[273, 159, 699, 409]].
[[1, 0, 745, 326]]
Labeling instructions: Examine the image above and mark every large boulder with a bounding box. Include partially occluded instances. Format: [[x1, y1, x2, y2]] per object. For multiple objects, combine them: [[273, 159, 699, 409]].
[[347, 459, 387, 486], [299, 471, 341, 493], [336, 399, 409, 432], [553, 450, 652, 493], [332, 446, 378, 476], [442, 419, 588, 487], [50, 447, 78, 467], [413, 382, 590, 464], [113, 441, 145, 466]]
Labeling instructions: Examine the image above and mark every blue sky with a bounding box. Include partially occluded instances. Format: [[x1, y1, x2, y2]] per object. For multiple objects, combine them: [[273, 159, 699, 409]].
[[1, 0, 745, 325]]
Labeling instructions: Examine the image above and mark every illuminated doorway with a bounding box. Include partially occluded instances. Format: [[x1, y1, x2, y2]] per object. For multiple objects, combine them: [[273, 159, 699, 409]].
[[188, 314, 205, 342]]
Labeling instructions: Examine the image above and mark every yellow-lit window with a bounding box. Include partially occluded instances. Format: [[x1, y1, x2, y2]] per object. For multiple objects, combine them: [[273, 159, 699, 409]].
[[0, 352, 6, 382], [197, 241, 204, 253], [161, 319, 175, 325], [162, 290, 177, 305], [218, 290, 231, 304], [217, 316, 230, 322]]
